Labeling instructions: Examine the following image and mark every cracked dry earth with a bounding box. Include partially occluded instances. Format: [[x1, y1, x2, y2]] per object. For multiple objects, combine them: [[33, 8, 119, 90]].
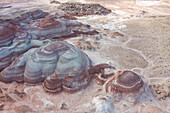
[[0, 0, 170, 113]]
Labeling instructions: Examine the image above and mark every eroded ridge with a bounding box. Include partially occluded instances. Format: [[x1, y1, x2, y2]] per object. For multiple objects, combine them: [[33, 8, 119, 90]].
[[89, 63, 116, 85], [58, 3, 111, 16], [0, 20, 44, 71], [0, 20, 17, 47], [27, 17, 72, 39], [12, 9, 49, 23]]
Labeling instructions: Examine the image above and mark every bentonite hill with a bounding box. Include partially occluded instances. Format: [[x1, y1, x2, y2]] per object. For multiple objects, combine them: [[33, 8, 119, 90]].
[[0, 0, 169, 113]]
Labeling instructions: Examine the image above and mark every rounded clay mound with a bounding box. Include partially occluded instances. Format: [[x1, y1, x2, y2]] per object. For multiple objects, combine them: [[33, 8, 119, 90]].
[[0, 41, 92, 93], [105, 70, 144, 93]]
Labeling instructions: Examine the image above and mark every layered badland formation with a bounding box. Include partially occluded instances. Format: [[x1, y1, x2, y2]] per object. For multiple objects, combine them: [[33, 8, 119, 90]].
[[0, 0, 169, 113]]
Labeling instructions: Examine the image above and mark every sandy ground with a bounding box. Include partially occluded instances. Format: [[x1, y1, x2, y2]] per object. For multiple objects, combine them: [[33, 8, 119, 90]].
[[0, 0, 169, 113]]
